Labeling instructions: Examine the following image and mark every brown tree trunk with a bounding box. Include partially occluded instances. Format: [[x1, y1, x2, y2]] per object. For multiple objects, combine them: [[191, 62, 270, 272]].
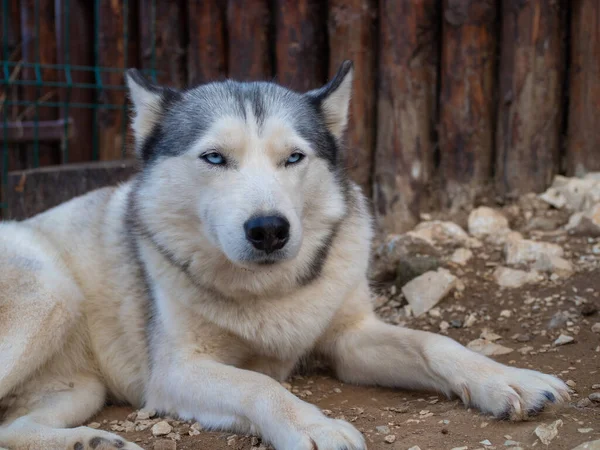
[[374, 0, 439, 233], [495, 0, 566, 197], [328, 0, 377, 197], [97, 0, 138, 161], [187, 0, 227, 85], [439, 0, 497, 213], [567, 0, 600, 176], [20, 0, 60, 167], [274, 0, 327, 92], [55, 0, 94, 163], [140, 0, 186, 88], [227, 0, 272, 81]]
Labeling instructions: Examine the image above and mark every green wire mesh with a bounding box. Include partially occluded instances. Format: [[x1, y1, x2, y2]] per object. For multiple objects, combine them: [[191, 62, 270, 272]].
[[0, 0, 159, 210]]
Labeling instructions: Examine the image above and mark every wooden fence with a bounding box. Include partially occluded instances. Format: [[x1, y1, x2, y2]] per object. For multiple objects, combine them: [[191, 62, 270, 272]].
[[1, 0, 600, 232]]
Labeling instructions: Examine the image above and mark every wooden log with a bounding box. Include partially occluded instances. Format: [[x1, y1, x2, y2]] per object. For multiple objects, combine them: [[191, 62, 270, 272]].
[[227, 0, 272, 81], [0, 0, 24, 176], [274, 0, 327, 91], [187, 0, 227, 85], [4, 160, 138, 220], [54, 0, 94, 163], [328, 0, 377, 196], [495, 0, 566, 197], [438, 0, 497, 213], [20, 0, 60, 167], [97, 0, 138, 161], [374, 0, 439, 233], [140, 0, 186, 87], [567, 0, 600, 176]]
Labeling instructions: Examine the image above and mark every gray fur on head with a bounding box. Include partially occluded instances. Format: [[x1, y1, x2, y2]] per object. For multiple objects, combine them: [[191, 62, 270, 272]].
[[125, 61, 354, 168]]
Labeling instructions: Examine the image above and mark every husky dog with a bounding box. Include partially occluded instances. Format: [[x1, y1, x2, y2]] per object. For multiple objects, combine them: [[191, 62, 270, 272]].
[[0, 61, 569, 450]]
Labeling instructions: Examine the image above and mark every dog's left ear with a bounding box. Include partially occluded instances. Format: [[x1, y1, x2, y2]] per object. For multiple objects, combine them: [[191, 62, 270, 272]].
[[307, 60, 354, 141], [125, 69, 179, 160]]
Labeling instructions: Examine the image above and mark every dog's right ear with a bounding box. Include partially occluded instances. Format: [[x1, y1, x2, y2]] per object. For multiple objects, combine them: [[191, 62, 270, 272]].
[[125, 69, 178, 159]]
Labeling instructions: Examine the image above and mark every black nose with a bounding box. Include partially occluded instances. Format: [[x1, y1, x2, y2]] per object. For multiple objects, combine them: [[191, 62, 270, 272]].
[[244, 215, 290, 254]]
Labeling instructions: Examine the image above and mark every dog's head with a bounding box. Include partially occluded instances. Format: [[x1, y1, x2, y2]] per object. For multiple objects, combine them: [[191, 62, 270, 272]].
[[126, 62, 353, 268]]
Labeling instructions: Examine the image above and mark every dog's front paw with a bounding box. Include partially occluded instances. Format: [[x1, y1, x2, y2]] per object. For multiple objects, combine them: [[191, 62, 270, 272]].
[[462, 365, 570, 421], [282, 407, 365, 450]]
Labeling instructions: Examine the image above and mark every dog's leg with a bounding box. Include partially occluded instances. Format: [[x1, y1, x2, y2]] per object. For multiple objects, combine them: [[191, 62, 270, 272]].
[[0, 372, 143, 450], [317, 290, 570, 421], [147, 359, 366, 450]]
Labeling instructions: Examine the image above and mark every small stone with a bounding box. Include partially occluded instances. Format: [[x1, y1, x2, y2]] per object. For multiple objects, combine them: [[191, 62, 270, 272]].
[[153, 440, 176, 450], [136, 409, 157, 420], [571, 440, 600, 450], [548, 311, 570, 329], [151, 421, 173, 437], [535, 419, 563, 445], [554, 334, 575, 346], [533, 254, 574, 278], [428, 308, 441, 318], [504, 237, 564, 265], [589, 392, 600, 403], [401, 268, 458, 317], [464, 313, 477, 328], [582, 303, 598, 316], [577, 398, 592, 408], [450, 248, 473, 265], [480, 329, 502, 341], [592, 323, 600, 333], [504, 440, 521, 447], [467, 338, 513, 356], [515, 333, 531, 342], [566, 204, 600, 237], [468, 207, 511, 243], [566, 380, 577, 388], [480, 439, 492, 446], [87, 422, 101, 429], [592, 384, 600, 390], [500, 309, 512, 318], [376, 426, 390, 434], [493, 267, 541, 288], [451, 447, 468, 450], [384, 435, 396, 444], [439, 321, 450, 332], [407, 446, 421, 450], [409, 220, 470, 247], [450, 319, 463, 328], [579, 429, 594, 434]]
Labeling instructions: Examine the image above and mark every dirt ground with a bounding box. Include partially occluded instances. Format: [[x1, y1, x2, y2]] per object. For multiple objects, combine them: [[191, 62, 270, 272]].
[[88, 223, 600, 450]]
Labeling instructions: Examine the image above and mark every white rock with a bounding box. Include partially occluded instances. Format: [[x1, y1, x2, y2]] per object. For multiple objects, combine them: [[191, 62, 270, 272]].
[[467, 338, 513, 356], [468, 207, 510, 240], [535, 419, 563, 445], [540, 175, 599, 211], [579, 429, 594, 434], [480, 329, 502, 341], [376, 426, 390, 434], [592, 323, 600, 333], [401, 268, 458, 317], [450, 248, 473, 265], [407, 446, 422, 450], [566, 204, 600, 237], [500, 309, 512, 318], [409, 221, 470, 247], [493, 266, 541, 288], [533, 254, 574, 278], [151, 421, 173, 437], [384, 435, 396, 444], [571, 440, 600, 450], [554, 334, 575, 346], [504, 237, 564, 265], [136, 409, 156, 420], [480, 439, 492, 446]]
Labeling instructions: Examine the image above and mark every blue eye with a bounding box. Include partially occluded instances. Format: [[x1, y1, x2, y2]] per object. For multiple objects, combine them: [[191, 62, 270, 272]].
[[286, 152, 305, 166], [202, 152, 226, 165]]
